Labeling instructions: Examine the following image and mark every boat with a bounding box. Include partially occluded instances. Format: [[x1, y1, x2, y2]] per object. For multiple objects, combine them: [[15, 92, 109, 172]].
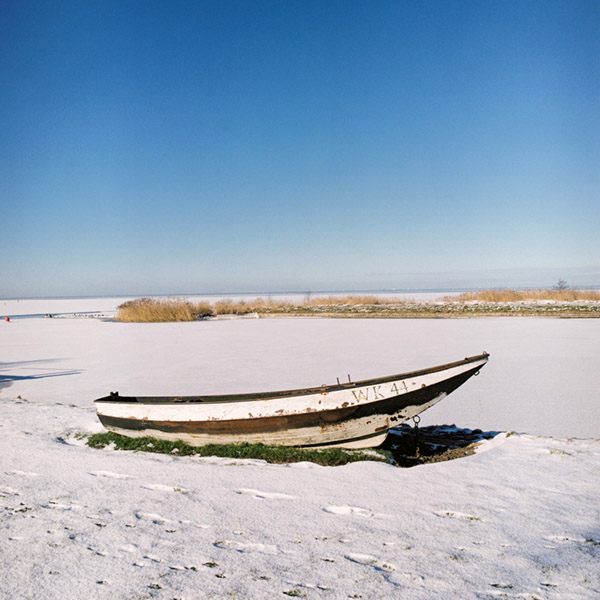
[[94, 352, 489, 449]]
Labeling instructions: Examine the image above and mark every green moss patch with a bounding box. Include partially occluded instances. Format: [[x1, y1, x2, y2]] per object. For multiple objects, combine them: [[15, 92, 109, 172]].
[[87, 432, 390, 466]]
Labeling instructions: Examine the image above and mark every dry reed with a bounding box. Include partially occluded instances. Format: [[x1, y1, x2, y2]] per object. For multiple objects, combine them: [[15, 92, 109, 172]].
[[117, 298, 213, 322], [444, 289, 600, 303], [116, 295, 406, 321], [213, 298, 267, 315], [304, 295, 393, 306]]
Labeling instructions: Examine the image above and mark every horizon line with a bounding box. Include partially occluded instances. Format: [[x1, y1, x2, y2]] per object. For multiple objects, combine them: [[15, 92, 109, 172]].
[[3, 283, 600, 302]]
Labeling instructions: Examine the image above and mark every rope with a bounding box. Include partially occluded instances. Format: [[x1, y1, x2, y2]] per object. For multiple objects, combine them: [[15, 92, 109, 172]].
[[412, 415, 421, 459]]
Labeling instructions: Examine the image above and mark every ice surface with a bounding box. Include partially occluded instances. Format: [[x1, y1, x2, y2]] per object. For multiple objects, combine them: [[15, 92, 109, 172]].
[[1, 304, 599, 599]]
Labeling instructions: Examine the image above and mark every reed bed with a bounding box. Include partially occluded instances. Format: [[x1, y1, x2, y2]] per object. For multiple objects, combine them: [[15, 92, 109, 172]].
[[304, 295, 395, 306], [445, 289, 600, 303], [213, 298, 279, 315], [117, 295, 409, 321], [212, 295, 401, 315], [117, 298, 213, 322]]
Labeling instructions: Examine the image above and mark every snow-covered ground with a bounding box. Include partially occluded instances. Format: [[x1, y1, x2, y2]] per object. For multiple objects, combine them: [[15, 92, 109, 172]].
[[1, 301, 599, 599]]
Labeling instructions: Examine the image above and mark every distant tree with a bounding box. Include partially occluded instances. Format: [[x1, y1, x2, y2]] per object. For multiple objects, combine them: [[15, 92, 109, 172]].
[[555, 278, 569, 291]]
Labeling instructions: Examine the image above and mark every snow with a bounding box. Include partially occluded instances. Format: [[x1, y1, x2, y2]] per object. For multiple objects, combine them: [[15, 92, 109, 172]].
[[1, 303, 599, 599]]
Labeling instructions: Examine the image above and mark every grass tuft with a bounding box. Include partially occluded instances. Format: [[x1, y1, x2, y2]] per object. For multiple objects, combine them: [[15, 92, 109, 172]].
[[87, 432, 390, 466]]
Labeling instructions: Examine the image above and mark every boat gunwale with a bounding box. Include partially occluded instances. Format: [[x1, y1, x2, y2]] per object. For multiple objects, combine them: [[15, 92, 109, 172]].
[[94, 352, 489, 405]]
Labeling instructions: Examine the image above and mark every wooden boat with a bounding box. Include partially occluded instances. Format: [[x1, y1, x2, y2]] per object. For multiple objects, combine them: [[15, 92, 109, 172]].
[[94, 352, 489, 449]]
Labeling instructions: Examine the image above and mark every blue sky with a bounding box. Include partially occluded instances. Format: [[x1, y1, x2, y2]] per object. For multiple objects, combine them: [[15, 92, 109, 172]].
[[2, 0, 599, 297]]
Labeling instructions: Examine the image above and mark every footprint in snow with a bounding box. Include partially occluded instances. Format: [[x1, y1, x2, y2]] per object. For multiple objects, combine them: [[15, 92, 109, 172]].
[[6, 470, 40, 477], [236, 488, 297, 500], [143, 554, 164, 563], [544, 534, 586, 543], [42, 501, 78, 510], [489, 582, 515, 590], [89, 471, 135, 480], [142, 483, 187, 493], [345, 553, 395, 571], [323, 505, 373, 518], [0, 486, 20, 497], [436, 510, 482, 522], [285, 580, 330, 591], [214, 540, 279, 554], [135, 511, 172, 525]]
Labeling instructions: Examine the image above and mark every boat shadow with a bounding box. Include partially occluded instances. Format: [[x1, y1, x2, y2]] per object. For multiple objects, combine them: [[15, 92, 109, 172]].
[[382, 424, 502, 467], [0, 361, 81, 390], [0, 371, 81, 382]]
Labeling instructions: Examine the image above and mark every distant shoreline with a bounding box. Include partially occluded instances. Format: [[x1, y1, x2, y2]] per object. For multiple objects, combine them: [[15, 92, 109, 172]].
[[3, 290, 600, 320], [113, 292, 600, 322], [3, 284, 600, 303]]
